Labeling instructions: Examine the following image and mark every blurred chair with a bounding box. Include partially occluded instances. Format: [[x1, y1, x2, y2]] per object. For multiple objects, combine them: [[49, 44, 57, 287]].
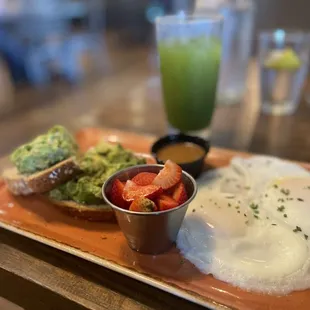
[[0, 56, 14, 115], [61, 32, 102, 83], [0, 28, 28, 83], [12, 0, 106, 85]]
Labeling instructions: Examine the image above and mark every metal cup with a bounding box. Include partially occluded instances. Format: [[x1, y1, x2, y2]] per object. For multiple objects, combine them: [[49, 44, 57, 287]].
[[102, 165, 197, 255]]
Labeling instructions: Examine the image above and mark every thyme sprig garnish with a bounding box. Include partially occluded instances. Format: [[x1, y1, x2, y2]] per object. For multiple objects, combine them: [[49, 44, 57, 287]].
[[280, 188, 290, 196]]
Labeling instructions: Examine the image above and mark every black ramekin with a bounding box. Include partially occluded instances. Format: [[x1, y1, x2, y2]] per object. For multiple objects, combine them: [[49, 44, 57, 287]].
[[151, 134, 210, 178]]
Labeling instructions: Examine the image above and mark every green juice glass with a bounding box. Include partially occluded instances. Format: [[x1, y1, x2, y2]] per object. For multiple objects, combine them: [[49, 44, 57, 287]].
[[156, 15, 223, 137]]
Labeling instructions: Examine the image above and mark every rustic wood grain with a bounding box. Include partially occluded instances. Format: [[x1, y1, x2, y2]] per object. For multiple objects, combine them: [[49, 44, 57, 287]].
[[0, 50, 260, 158], [0, 228, 204, 310], [249, 99, 310, 162], [0, 297, 23, 310]]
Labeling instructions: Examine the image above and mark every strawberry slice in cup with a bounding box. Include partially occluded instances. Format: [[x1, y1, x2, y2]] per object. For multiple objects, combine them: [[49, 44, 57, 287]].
[[122, 180, 162, 202], [152, 160, 182, 190], [132, 172, 157, 186], [102, 163, 197, 254]]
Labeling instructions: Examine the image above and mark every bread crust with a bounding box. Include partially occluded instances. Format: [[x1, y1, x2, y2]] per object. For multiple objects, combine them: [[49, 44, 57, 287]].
[[2, 157, 80, 195], [49, 198, 115, 222]]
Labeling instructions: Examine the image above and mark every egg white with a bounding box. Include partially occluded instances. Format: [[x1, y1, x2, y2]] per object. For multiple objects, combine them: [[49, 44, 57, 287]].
[[177, 156, 310, 295], [231, 156, 310, 200], [260, 177, 310, 238]]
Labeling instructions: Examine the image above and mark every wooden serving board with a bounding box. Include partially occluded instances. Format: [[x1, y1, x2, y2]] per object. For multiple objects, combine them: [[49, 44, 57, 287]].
[[0, 127, 309, 310]]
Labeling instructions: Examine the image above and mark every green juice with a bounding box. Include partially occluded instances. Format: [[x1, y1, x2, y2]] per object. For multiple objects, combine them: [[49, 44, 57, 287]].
[[158, 37, 221, 132]]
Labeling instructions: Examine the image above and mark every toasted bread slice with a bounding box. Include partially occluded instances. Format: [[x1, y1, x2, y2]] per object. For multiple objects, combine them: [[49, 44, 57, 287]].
[[49, 198, 115, 222], [2, 157, 80, 196]]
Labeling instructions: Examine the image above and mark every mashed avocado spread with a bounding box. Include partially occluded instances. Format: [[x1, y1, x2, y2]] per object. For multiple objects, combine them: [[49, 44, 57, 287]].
[[49, 142, 146, 205], [10, 125, 78, 175]]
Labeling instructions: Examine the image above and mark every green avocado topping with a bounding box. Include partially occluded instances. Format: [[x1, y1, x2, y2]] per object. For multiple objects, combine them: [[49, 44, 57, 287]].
[[10, 125, 78, 175], [49, 142, 146, 205]]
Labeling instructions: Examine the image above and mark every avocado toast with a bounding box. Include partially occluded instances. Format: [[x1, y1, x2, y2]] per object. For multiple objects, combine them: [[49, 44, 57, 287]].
[[3, 126, 80, 195], [48, 142, 146, 221]]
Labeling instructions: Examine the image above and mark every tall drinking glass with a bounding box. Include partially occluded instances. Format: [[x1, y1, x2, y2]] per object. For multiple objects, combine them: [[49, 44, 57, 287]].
[[155, 14, 223, 138], [217, 0, 254, 105], [259, 30, 310, 115]]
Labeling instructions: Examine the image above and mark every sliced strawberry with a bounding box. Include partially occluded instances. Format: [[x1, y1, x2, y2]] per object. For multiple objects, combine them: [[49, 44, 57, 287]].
[[157, 194, 178, 211], [172, 182, 188, 205], [129, 197, 158, 212], [122, 180, 162, 202], [152, 160, 182, 190], [132, 172, 157, 186], [110, 179, 128, 209]]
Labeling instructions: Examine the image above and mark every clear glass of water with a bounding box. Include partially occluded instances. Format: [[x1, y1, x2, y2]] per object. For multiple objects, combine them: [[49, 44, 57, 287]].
[[194, 0, 255, 106], [217, 0, 254, 105], [258, 30, 310, 115]]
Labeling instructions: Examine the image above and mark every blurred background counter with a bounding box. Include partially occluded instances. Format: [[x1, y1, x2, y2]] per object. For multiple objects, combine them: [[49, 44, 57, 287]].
[[0, 0, 310, 162]]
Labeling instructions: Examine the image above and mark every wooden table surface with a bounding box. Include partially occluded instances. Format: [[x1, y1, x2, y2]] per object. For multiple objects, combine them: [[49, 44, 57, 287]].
[[1, 35, 310, 310]]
